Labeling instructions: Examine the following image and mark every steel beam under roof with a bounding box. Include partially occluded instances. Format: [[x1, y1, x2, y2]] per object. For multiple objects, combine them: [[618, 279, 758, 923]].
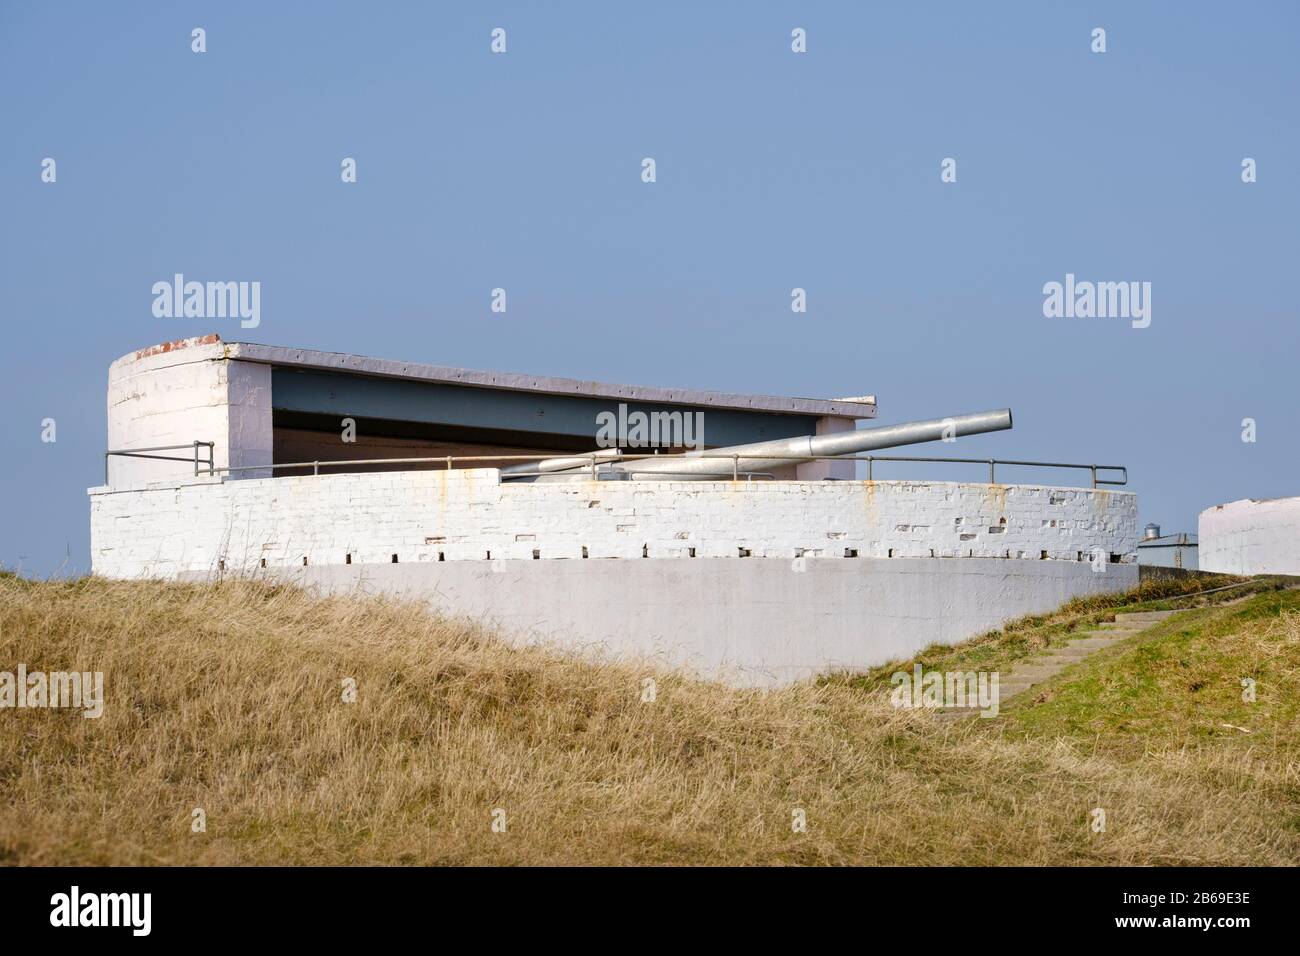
[[271, 368, 820, 447]]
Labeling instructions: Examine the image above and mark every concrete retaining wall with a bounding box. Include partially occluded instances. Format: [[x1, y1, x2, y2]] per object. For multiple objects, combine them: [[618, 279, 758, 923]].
[[180, 558, 1138, 687], [1199, 496, 1300, 575]]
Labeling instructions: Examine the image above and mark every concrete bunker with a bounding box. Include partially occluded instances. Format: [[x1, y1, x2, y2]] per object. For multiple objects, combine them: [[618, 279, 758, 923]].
[[93, 335, 1139, 686]]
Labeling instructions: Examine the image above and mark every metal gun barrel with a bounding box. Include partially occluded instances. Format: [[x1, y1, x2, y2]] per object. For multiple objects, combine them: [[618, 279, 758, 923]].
[[618, 408, 1012, 479], [512, 408, 1012, 481]]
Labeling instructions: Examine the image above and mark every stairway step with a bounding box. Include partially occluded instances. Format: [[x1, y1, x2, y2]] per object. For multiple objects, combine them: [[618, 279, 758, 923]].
[[1048, 647, 1109, 660], [1062, 636, 1122, 649], [1114, 610, 1176, 623], [1003, 672, 1056, 688]]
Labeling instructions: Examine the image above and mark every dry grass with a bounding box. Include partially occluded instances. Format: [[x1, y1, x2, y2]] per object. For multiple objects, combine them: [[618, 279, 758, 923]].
[[1, 572, 1298, 866]]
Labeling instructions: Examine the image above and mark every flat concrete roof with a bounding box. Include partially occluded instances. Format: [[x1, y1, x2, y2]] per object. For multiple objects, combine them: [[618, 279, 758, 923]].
[[116, 335, 877, 419]]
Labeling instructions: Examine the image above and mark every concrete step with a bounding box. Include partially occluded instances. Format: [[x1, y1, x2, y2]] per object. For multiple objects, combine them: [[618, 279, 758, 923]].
[[1058, 636, 1122, 650], [1047, 646, 1112, 660], [1002, 670, 1057, 688], [1114, 610, 1176, 623]]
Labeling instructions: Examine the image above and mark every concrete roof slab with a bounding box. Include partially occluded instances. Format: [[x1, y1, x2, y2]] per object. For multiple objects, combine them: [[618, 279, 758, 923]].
[[221, 339, 876, 419]]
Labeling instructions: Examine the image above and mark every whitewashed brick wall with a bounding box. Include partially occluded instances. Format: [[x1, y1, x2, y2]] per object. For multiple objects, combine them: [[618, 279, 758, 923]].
[[89, 471, 1138, 579]]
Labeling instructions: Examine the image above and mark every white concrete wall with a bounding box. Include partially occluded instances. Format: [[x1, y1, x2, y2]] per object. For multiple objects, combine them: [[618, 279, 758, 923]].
[[1199, 497, 1300, 575], [89, 471, 1137, 576], [180, 558, 1136, 687], [91, 471, 1137, 685], [225, 360, 273, 479], [106, 337, 272, 485]]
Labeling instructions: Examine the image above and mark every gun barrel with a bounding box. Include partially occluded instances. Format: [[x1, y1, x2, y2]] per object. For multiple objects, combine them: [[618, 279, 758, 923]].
[[617, 408, 1013, 479], [499, 448, 622, 478]]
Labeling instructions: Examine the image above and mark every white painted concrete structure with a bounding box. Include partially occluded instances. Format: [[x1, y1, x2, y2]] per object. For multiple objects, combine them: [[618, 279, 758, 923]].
[[107, 335, 273, 484], [106, 335, 875, 486], [89, 469, 1137, 685], [93, 336, 1138, 686], [1199, 496, 1300, 575]]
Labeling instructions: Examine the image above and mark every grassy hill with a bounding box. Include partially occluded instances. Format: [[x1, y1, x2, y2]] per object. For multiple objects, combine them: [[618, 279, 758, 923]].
[[1, 571, 1297, 865]]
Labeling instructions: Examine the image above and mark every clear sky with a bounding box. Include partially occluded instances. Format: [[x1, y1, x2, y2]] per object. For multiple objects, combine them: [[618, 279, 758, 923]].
[[2, 2, 1297, 577]]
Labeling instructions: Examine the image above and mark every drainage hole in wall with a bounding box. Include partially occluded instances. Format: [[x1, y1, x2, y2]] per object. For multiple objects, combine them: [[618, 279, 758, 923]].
[[844, 548, 858, 558]]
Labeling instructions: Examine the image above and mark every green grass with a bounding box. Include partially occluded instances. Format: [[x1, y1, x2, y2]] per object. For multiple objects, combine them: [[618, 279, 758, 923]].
[[1002, 588, 1300, 754], [824, 574, 1289, 695]]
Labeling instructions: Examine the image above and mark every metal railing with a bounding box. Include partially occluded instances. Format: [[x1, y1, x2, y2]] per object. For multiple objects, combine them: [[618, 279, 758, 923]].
[[147, 442, 1126, 489], [860, 456, 1127, 488], [104, 441, 215, 484]]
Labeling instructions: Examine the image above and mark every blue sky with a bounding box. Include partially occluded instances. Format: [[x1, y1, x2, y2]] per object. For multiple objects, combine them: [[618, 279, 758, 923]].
[[2, 1, 1297, 576]]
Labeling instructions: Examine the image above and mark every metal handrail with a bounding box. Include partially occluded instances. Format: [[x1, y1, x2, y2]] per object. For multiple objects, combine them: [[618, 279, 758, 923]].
[[190, 450, 1126, 488], [859, 456, 1127, 488], [104, 441, 215, 483]]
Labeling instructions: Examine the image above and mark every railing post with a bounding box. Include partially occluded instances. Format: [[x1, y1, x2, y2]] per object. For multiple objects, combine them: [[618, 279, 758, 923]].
[[989, 459, 996, 484], [867, 457, 873, 481], [193, 441, 200, 477], [732, 455, 739, 481], [313, 461, 319, 476], [1091, 465, 1097, 489], [446, 456, 452, 471], [591, 455, 597, 479]]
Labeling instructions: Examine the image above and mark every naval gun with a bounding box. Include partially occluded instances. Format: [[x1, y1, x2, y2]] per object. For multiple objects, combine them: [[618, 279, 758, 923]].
[[500, 408, 1013, 481]]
